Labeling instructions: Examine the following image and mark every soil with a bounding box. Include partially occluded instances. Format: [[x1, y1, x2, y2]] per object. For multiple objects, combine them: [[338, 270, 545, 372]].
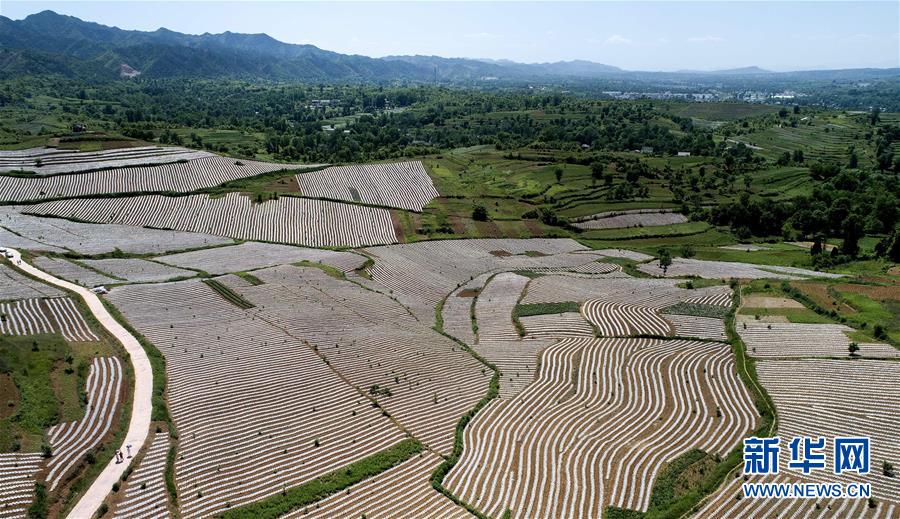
[[791, 282, 857, 314], [388, 210, 405, 243], [835, 283, 900, 301], [523, 219, 544, 236], [0, 374, 19, 419], [474, 220, 502, 238], [741, 296, 804, 309], [489, 250, 512, 257], [457, 289, 480, 298]]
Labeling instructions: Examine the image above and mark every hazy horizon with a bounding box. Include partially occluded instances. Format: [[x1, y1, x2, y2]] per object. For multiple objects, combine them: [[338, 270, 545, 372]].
[[2, 1, 898, 72]]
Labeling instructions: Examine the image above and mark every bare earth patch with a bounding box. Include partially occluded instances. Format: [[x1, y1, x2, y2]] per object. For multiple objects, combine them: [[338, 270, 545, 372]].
[[835, 283, 900, 301], [0, 373, 19, 419], [742, 295, 804, 308]]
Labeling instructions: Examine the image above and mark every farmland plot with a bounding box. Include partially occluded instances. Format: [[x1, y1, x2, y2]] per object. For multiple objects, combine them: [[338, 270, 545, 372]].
[[81, 259, 195, 284], [0, 264, 64, 299], [592, 248, 654, 261], [0, 297, 98, 341], [296, 161, 439, 211], [519, 312, 594, 339], [364, 238, 601, 323], [699, 359, 900, 515], [738, 321, 899, 358], [535, 277, 732, 339], [290, 451, 470, 519], [155, 241, 366, 275], [470, 272, 557, 397], [638, 257, 843, 280], [0, 207, 232, 255], [0, 146, 211, 175], [574, 210, 687, 230], [0, 453, 43, 518], [112, 431, 171, 519], [33, 256, 119, 287], [27, 193, 397, 247], [441, 273, 490, 346], [444, 337, 757, 517], [46, 357, 124, 490], [697, 473, 896, 518], [214, 264, 489, 455], [107, 279, 408, 518], [0, 156, 316, 202]]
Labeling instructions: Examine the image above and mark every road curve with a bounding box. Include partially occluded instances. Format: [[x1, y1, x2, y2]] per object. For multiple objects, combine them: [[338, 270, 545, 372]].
[[3, 248, 153, 519]]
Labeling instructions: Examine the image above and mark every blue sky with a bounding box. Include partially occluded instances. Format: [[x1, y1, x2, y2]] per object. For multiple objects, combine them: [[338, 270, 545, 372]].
[[3, 1, 898, 71]]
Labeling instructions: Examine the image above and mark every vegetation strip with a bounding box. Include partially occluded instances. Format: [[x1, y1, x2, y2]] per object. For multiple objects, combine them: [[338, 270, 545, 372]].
[[202, 278, 256, 309], [217, 438, 423, 519]]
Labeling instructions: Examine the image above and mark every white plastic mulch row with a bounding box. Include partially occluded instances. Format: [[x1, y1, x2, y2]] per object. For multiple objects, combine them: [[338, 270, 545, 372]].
[[696, 472, 896, 519], [107, 265, 483, 518], [0, 146, 211, 175], [0, 156, 314, 202], [638, 258, 843, 280], [285, 451, 469, 519], [113, 431, 171, 519], [26, 193, 397, 248], [0, 297, 98, 341], [574, 211, 687, 230], [444, 337, 758, 517], [154, 241, 366, 276], [0, 207, 232, 255], [0, 453, 43, 518], [46, 357, 123, 490], [0, 264, 64, 300], [296, 161, 439, 211], [80, 259, 195, 284], [364, 238, 596, 323], [33, 256, 119, 287], [738, 321, 899, 358]]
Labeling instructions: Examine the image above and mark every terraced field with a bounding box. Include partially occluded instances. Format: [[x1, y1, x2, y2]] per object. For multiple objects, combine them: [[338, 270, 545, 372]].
[[112, 431, 171, 519], [46, 356, 124, 490], [699, 359, 900, 516], [0, 297, 99, 341], [739, 321, 899, 358], [0, 156, 314, 202], [26, 193, 396, 247], [573, 209, 687, 230], [296, 161, 439, 211], [0, 146, 211, 175], [638, 257, 844, 280], [108, 278, 410, 517], [1, 207, 232, 255], [155, 241, 365, 275], [0, 453, 43, 518], [445, 337, 758, 517]]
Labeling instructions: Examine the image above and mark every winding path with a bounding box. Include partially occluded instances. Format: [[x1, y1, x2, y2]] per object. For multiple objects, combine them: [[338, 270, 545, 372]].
[[3, 248, 153, 519]]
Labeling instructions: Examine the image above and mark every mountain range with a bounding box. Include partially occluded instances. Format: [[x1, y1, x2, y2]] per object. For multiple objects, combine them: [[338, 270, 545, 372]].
[[0, 10, 896, 83]]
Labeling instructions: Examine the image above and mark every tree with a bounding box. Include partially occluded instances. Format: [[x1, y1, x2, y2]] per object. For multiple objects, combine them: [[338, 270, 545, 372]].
[[554, 167, 563, 184], [657, 249, 672, 274], [810, 236, 823, 256], [792, 149, 804, 164], [884, 461, 896, 478], [472, 205, 488, 221], [590, 161, 606, 183], [841, 215, 862, 258], [870, 107, 881, 125], [848, 342, 860, 356], [848, 148, 859, 169]]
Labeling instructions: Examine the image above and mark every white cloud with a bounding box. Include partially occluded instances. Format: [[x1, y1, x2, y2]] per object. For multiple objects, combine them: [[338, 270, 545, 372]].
[[688, 35, 725, 43], [605, 34, 632, 45]]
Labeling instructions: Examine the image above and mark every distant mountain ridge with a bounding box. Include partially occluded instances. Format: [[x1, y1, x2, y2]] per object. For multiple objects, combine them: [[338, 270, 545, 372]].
[[0, 11, 896, 82]]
